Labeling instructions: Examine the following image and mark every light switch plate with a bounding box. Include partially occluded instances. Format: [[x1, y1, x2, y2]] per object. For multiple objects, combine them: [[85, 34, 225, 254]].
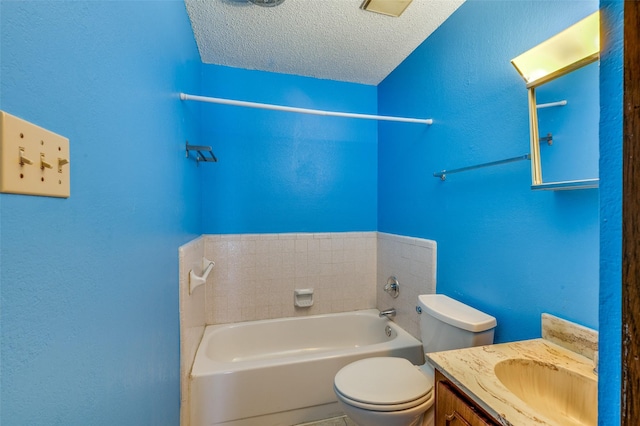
[[0, 111, 70, 198]]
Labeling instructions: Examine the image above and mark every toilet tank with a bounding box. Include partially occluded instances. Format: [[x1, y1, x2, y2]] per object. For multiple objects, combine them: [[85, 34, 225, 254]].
[[418, 294, 497, 353]]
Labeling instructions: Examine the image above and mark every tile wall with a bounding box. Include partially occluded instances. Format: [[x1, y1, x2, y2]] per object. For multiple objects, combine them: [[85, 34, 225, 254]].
[[377, 232, 437, 339], [178, 236, 206, 426], [203, 232, 378, 323], [178, 231, 437, 426]]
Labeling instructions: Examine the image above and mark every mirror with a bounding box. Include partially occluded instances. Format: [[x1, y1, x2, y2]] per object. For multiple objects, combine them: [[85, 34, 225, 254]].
[[535, 61, 599, 188], [512, 11, 600, 190]]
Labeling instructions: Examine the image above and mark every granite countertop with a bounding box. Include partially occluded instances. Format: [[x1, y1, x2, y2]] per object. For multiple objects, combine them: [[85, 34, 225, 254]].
[[426, 338, 597, 426]]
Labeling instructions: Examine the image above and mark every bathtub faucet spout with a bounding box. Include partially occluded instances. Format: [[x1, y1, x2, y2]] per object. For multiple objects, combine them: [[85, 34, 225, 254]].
[[379, 308, 396, 319]]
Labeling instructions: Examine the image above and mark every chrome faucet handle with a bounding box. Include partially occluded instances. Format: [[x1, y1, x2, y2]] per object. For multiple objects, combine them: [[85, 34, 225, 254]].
[[384, 276, 400, 298]]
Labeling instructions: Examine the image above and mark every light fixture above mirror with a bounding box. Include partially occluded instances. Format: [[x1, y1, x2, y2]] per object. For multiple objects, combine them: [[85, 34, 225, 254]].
[[511, 11, 600, 89]]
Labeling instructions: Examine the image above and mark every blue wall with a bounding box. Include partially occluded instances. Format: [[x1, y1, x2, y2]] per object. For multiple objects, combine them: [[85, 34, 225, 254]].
[[378, 0, 600, 343], [198, 65, 378, 234], [0, 2, 201, 425], [0, 1, 624, 425], [598, 1, 624, 424]]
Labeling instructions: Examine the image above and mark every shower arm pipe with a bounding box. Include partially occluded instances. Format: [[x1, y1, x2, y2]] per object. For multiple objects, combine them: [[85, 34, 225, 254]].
[[179, 93, 433, 125]]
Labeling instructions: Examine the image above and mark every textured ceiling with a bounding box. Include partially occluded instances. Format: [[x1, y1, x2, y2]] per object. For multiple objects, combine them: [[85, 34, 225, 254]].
[[185, 0, 465, 86]]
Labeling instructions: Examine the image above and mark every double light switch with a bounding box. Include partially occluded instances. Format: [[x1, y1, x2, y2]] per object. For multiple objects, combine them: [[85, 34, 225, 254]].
[[0, 111, 70, 198]]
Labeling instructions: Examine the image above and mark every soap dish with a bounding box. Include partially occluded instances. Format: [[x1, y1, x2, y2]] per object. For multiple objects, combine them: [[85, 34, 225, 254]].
[[294, 288, 314, 308]]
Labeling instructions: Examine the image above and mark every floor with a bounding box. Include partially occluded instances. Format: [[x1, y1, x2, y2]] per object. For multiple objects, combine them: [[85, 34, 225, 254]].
[[295, 415, 357, 426]]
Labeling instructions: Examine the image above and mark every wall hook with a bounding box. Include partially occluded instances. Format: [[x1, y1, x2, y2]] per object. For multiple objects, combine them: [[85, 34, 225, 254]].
[[189, 257, 215, 294]]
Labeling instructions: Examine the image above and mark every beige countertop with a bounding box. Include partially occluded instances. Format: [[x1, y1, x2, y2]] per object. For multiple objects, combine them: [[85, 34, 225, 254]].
[[426, 338, 597, 426]]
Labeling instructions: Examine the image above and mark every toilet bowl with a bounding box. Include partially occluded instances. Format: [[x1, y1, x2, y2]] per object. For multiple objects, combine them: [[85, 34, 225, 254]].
[[334, 357, 435, 426], [333, 294, 497, 426]]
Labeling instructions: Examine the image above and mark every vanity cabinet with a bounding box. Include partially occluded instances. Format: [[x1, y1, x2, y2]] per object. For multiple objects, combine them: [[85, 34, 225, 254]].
[[434, 370, 500, 426]]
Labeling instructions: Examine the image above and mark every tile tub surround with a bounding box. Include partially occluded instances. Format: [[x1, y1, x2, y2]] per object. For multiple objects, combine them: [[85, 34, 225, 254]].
[[377, 233, 437, 339], [179, 232, 437, 330], [203, 232, 378, 324], [427, 339, 597, 426], [178, 236, 206, 426]]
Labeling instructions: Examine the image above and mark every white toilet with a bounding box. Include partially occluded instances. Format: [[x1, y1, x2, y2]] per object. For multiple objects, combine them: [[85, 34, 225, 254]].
[[333, 294, 497, 426]]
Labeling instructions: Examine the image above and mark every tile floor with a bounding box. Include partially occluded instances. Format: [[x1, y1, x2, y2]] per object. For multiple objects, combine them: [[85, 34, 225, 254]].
[[295, 415, 357, 426]]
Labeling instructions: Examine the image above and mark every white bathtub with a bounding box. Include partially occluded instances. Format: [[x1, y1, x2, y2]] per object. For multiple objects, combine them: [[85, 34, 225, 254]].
[[190, 309, 425, 426]]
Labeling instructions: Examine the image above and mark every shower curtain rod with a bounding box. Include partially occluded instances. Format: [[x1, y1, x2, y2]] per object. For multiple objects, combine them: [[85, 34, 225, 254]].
[[179, 93, 433, 125]]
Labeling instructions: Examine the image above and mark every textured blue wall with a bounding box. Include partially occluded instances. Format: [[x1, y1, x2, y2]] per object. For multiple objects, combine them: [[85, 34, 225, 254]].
[[598, 1, 623, 424], [0, 2, 201, 425], [198, 65, 378, 234], [0, 1, 624, 425], [378, 0, 600, 343]]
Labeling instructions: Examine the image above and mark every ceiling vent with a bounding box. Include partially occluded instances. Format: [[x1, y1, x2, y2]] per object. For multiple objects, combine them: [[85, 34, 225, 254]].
[[360, 0, 413, 17]]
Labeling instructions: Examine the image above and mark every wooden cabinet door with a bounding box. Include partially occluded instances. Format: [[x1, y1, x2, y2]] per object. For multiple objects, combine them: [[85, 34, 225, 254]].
[[435, 380, 496, 426]]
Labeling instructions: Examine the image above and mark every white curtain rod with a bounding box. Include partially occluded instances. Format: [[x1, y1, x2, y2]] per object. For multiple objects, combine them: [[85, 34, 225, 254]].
[[179, 93, 433, 125]]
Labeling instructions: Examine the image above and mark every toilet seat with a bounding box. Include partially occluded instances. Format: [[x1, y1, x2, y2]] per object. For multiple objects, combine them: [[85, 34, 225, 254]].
[[334, 357, 433, 412]]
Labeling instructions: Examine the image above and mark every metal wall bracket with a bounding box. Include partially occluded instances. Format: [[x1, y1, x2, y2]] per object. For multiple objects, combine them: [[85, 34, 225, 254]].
[[540, 133, 553, 145], [186, 142, 218, 165]]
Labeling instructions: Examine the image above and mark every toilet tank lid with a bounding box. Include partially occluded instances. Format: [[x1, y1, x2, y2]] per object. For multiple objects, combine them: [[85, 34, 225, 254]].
[[418, 294, 497, 332]]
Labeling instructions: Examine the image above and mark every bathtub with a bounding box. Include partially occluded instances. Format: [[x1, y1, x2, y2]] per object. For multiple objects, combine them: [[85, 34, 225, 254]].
[[190, 309, 424, 426]]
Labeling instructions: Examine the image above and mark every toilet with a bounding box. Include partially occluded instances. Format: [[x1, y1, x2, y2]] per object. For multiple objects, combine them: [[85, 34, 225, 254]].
[[333, 294, 497, 426]]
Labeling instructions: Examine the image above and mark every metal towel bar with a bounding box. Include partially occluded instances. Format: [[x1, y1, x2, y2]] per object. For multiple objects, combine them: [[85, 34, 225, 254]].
[[434, 154, 531, 181]]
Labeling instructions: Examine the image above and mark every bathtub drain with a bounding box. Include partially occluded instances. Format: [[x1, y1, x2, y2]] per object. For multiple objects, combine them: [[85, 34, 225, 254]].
[[385, 325, 392, 337]]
